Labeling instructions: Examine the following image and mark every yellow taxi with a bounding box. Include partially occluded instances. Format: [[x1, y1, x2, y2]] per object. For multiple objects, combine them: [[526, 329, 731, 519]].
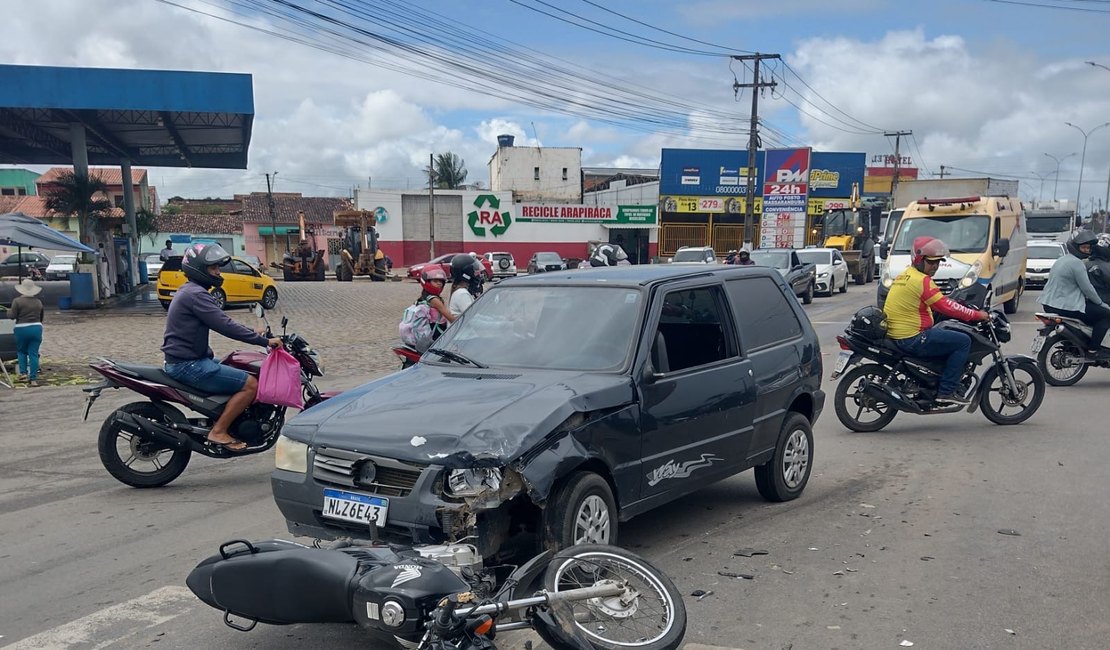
[[157, 255, 279, 311]]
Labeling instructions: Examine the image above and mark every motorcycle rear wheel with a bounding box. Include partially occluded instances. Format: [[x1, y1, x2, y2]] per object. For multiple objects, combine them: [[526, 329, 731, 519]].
[[98, 402, 192, 488], [979, 358, 1045, 425], [834, 364, 898, 432], [538, 544, 686, 650], [1037, 335, 1088, 386]]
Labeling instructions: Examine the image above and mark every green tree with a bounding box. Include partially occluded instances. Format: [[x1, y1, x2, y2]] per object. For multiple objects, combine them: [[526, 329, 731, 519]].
[[41, 170, 112, 246], [426, 152, 468, 189], [135, 208, 158, 254]]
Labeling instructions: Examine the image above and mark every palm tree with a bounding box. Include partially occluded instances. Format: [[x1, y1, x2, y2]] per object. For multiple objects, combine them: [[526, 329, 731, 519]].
[[426, 152, 468, 189], [42, 170, 113, 246]]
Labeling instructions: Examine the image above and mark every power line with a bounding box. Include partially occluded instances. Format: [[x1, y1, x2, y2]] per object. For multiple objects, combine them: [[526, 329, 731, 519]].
[[984, 0, 1110, 12]]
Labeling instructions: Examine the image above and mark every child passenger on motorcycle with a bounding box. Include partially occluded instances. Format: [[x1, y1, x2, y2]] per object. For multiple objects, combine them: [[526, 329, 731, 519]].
[[882, 236, 989, 404], [161, 243, 281, 451]]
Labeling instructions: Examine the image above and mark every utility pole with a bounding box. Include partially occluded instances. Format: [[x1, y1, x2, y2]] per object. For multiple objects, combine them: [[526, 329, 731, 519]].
[[885, 131, 912, 205], [265, 172, 281, 263], [937, 165, 947, 179], [732, 53, 779, 248], [428, 153, 436, 259]]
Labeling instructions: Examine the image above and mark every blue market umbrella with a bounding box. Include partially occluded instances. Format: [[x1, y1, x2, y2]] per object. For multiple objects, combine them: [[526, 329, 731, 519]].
[[0, 211, 94, 281]]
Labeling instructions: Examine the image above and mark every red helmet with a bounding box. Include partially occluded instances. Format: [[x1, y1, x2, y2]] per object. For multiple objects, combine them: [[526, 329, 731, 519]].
[[912, 236, 950, 266], [419, 267, 448, 295]]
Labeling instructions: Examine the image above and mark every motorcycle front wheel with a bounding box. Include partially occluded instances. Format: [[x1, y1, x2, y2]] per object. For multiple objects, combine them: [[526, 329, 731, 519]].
[[834, 364, 898, 432], [1037, 335, 1088, 386], [97, 402, 192, 488], [538, 544, 686, 650], [979, 358, 1045, 425]]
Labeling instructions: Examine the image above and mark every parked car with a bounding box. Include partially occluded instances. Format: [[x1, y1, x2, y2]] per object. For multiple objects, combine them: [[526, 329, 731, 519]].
[[271, 264, 824, 560], [483, 251, 517, 279], [0, 251, 50, 278], [669, 246, 717, 264], [796, 248, 849, 296], [407, 253, 494, 281], [527, 251, 566, 274], [144, 254, 164, 279], [750, 248, 817, 304], [45, 254, 79, 281], [1024, 241, 1065, 289], [157, 255, 279, 311]]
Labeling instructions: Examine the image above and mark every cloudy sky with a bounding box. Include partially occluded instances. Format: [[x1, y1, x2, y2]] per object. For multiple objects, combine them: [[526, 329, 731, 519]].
[[3, 0, 1109, 212]]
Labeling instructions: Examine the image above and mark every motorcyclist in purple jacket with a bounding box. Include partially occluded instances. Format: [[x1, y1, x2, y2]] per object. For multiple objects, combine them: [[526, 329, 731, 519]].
[[161, 243, 280, 451]]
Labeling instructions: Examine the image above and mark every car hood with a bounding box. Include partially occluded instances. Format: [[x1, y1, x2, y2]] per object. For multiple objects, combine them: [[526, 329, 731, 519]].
[[287, 365, 635, 467]]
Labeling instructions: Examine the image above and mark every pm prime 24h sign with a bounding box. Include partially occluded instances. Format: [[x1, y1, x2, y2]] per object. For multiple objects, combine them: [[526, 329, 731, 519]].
[[761, 148, 811, 249]]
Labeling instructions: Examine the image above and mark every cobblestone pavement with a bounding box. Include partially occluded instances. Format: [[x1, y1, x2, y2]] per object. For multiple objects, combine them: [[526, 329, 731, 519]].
[[29, 278, 421, 383]]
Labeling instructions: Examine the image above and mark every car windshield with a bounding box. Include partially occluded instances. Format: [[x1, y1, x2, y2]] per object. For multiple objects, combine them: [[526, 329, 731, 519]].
[[749, 250, 790, 269], [1026, 215, 1072, 234], [434, 285, 642, 371], [892, 216, 990, 254], [672, 249, 706, 262], [1028, 245, 1064, 260], [796, 250, 832, 266], [536, 253, 562, 263], [145, 255, 162, 263], [53, 255, 77, 264]]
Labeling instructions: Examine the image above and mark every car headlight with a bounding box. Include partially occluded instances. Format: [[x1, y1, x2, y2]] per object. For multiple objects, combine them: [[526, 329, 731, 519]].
[[818, 271, 829, 278], [959, 261, 982, 288], [445, 468, 502, 497], [275, 436, 309, 473]]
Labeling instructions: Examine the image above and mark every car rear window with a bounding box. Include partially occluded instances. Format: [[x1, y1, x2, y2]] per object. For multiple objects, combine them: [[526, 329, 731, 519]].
[[162, 256, 183, 272]]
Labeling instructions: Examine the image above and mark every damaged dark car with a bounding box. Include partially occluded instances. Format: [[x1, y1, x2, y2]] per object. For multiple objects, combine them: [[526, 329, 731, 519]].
[[272, 265, 825, 560]]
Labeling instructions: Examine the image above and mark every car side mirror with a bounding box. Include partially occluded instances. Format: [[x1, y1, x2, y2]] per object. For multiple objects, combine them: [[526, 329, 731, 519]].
[[880, 242, 890, 259], [993, 238, 1010, 258], [641, 361, 663, 384], [833, 259, 843, 265]]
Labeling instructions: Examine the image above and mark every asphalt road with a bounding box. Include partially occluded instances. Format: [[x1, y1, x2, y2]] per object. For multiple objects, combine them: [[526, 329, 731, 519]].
[[1, 283, 1108, 650]]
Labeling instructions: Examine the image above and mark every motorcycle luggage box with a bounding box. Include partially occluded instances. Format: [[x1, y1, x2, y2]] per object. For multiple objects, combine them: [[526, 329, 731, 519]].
[[187, 539, 358, 625]]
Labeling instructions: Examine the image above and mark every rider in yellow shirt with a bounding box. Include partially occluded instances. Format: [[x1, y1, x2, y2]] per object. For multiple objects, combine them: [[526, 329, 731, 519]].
[[883, 236, 989, 404]]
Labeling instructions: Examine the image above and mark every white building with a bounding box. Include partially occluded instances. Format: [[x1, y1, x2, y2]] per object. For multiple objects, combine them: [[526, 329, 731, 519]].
[[489, 135, 582, 202]]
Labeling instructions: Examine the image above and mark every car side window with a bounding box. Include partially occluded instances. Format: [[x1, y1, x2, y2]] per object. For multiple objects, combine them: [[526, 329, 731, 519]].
[[231, 260, 256, 275], [725, 277, 803, 351], [653, 286, 736, 373]]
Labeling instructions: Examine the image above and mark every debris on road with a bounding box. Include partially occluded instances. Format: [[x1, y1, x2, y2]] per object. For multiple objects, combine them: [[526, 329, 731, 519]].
[[921, 556, 935, 561], [717, 570, 755, 579], [900, 641, 915, 647], [997, 529, 1022, 536], [690, 589, 714, 601], [1005, 628, 1016, 635], [733, 548, 769, 557]]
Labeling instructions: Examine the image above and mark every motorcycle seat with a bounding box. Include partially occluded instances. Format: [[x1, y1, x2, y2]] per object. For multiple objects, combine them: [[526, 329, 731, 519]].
[[112, 362, 216, 397]]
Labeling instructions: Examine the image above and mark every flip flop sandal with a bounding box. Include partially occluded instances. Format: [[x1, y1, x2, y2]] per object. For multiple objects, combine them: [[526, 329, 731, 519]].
[[209, 438, 248, 451]]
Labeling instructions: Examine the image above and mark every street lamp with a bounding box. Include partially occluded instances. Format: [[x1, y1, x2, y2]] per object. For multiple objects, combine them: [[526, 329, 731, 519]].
[[1030, 171, 1051, 205], [1043, 152, 1076, 201], [1064, 121, 1110, 220]]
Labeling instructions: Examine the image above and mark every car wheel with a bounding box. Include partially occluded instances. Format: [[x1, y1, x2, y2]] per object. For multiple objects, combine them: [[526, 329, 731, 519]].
[[211, 288, 227, 310], [803, 282, 814, 304], [1003, 282, 1022, 314], [261, 287, 279, 310], [160, 300, 170, 311], [826, 279, 835, 297], [839, 277, 848, 293], [543, 471, 618, 551], [754, 412, 813, 502]]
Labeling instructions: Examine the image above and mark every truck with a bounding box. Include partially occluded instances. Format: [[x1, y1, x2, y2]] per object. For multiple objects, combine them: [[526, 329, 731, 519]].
[[892, 178, 1020, 210], [821, 182, 876, 284], [271, 211, 327, 281], [1024, 207, 1078, 243]]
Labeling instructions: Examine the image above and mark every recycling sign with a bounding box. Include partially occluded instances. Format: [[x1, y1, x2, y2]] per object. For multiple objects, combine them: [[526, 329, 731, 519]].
[[467, 194, 512, 237]]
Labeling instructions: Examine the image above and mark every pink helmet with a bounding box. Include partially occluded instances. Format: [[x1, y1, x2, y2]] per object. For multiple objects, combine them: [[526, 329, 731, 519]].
[[419, 267, 448, 295]]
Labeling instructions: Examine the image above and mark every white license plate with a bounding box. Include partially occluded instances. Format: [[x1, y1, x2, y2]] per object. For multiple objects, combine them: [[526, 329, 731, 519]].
[[1031, 335, 1045, 353], [322, 488, 388, 527], [832, 351, 852, 376]]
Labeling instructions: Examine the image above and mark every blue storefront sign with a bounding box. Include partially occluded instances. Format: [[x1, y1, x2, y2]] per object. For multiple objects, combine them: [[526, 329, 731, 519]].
[[661, 148, 864, 199], [807, 152, 865, 198]]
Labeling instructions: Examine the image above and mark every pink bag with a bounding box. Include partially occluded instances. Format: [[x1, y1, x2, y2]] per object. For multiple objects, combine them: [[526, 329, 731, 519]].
[[255, 347, 303, 409]]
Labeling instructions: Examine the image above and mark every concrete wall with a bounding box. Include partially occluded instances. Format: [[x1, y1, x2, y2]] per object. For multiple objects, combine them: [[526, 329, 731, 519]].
[[490, 146, 582, 202]]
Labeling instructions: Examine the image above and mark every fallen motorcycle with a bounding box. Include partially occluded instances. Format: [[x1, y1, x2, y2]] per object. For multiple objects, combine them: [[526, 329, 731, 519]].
[[832, 284, 1045, 432], [84, 305, 337, 488], [187, 537, 687, 650]]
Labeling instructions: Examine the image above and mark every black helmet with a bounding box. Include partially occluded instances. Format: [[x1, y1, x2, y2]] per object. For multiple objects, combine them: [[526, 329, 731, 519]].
[[182, 242, 230, 289], [450, 254, 480, 284], [1067, 229, 1099, 258], [848, 306, 888, 342]]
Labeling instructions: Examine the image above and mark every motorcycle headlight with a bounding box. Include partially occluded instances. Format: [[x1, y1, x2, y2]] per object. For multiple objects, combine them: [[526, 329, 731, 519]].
[[445, 468, 502, 497], [275, 436, 309, 473], [882, 276, 894, 288], [959, 261, 982, 288]]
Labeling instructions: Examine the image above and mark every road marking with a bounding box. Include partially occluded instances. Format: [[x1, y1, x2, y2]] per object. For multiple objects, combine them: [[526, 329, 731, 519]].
[[2, 586, 194, 650]]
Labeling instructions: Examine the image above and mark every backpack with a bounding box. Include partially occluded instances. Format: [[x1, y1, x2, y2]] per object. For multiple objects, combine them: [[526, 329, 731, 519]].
[[399, 298, 438, 352]]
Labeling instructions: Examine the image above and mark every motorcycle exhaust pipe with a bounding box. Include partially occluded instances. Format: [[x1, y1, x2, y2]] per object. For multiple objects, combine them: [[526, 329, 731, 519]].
[[862, 381, 923, 414], [110, 411, 193, 451]]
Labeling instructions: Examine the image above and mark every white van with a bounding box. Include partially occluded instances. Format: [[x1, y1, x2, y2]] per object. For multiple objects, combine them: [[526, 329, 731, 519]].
[[877, 196, 1027, 313]]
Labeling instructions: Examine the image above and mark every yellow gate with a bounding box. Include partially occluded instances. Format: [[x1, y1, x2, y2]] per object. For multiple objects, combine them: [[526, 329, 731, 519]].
[[712, 224, 745, 254], [659, 224, 708, 257]]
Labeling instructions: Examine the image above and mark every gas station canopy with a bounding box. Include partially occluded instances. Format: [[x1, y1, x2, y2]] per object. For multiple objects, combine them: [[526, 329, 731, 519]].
[[0, 65, 254, 168]]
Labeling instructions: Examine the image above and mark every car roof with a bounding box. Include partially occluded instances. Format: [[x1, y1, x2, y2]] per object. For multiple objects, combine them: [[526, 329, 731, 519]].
[[677, 246, 713, 251], [500, 264, 777, 288], [799, 247, 835, 253]]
